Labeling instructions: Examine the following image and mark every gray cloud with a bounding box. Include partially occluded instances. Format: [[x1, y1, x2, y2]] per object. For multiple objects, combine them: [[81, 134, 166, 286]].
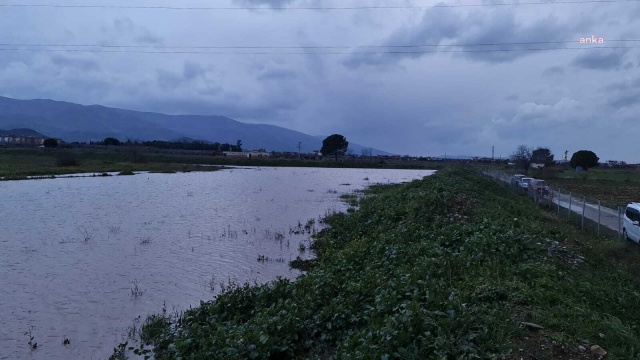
[[183, 62, 207, 81], [0, 0, 639, 161], [50, 55, 100, 72], [101, 17, 163, 45], [345, 8, 585, 68], [541, 66, 564, 77], [600, 76, 640, 109], [571, 49, 628, 70], [234, 0, 295, 8]]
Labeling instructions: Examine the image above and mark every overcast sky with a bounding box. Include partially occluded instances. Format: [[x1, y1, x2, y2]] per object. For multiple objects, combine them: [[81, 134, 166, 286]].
[[0, 0, 638, 161]]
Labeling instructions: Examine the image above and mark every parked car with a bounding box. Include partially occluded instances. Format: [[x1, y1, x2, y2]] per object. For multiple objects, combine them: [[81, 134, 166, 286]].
[[528, 179, 550, 196], [518, 177, 534, 191], [622, 203, 640, 243], [510, 174, 526, 188]]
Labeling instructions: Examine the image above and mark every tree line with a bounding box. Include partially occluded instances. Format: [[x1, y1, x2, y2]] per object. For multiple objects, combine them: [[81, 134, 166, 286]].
[[87, 137, 244, 152], [510, 145, 599, 172]]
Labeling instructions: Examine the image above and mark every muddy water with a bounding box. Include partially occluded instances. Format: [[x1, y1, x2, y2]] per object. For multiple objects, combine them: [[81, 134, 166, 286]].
[[0, 166, 434, 359]]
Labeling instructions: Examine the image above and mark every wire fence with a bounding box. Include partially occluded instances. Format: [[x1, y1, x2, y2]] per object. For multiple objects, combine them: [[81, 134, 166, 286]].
[[482, 169, 625, 240]]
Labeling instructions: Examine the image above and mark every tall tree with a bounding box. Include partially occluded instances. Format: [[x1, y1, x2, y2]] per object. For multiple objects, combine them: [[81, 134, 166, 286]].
[[570, 150, 599, 170], [321, 134, 349, 161], [510, 145, 533, 172], [531, 147, 554, 166], [43, 138, 58, 148], [236, 139, 243, 152], [103, 137, 121, 146]]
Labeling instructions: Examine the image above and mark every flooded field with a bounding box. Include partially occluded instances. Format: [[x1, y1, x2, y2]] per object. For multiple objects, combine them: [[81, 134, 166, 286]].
[[0, 166, 434, 360]]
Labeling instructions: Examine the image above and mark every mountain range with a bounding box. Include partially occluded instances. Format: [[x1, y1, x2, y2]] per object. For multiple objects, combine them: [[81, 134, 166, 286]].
[[0, 96, 392, 155]]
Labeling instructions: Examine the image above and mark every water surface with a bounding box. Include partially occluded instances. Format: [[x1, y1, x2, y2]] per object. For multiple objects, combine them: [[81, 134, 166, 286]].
[[0, 167, 434, 359]]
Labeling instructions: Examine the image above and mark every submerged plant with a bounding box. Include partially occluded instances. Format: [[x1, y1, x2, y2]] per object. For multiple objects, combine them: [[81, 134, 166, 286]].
[[77, 225, 93, 242], [108, 341, 128, 360], [130, 279, 144, 299], [24, 325, 37, 351]]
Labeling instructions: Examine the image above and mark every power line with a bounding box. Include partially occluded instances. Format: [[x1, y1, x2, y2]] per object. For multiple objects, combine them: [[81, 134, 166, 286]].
[[0, 46, 635, 54], [1, 0, 639, 10], [1, 39, 638, 50]]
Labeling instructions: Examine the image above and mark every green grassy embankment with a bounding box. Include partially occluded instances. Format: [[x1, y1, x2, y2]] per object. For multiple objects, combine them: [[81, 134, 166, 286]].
[[125, 166, 640, 359]]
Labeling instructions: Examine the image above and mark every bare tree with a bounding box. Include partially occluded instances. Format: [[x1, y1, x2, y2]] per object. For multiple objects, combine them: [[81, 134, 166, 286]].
[[510, 145, 533, 173]]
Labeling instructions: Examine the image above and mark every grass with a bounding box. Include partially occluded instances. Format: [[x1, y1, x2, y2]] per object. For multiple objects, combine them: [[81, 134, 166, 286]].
[[0, 148, 225, 179], [488, 165, 640, 207], [0, 147, 443, 180], [122, 166, 640, 359]]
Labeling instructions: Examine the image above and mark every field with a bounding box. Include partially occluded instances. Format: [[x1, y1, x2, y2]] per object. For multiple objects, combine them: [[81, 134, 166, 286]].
[[120, 166, 640, 359], [484, 164, 640, 209], [0, 147, 444, 180], [545, 168, 640, 208]]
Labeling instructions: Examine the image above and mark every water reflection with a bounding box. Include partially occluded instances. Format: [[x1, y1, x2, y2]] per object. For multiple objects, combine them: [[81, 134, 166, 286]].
[[0, 167, 434, 359]]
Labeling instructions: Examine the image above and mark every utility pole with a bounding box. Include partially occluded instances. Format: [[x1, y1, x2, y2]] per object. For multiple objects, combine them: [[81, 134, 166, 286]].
[[297, 142, 302, 159]]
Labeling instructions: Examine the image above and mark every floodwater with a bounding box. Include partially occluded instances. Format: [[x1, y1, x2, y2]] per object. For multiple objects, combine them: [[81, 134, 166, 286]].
[[0, 167, 434, 360]]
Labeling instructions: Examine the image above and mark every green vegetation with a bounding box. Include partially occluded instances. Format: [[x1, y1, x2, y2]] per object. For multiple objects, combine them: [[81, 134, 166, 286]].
[[510, 145, 554, 173], [321, 134, 349, 161], [104, 137, 122, 146], [0, 149, 225, 179], [129, 166, 640, 359], [529, 167, 640, 207], [43, 138, 58, 148], [0, 148, 442, 180], [570, 150, 600, 170]]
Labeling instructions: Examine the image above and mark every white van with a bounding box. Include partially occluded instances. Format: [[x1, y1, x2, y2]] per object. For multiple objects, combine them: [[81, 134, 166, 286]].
[[622, 203, 640, 243]]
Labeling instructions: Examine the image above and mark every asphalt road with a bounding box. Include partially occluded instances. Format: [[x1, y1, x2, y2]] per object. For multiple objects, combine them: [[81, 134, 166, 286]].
[[486, 171, 622, 234]]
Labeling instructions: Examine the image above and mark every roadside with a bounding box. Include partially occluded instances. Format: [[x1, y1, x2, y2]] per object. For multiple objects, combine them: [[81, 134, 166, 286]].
[[484, 169, 625, 237]]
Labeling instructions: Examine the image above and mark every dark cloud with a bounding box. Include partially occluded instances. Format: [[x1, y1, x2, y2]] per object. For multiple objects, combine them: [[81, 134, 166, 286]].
[[345, 8, 584, 68], [257, 68, 298, 81], [234, 0, 295, 8], [50, 55, 100, 72], [101, 17, 163, 45], [600, 76, 640, 109], [541, 66, 564, 77], [571, 49, 628, 70], [343, 8, 461, 68], [0, 0, 638, 161], [183, 62, 206, 81], [608, 92, 640, 109]]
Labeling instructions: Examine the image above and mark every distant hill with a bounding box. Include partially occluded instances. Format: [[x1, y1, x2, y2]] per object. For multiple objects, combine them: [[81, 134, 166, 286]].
[[0, 127, 47, 137], [0, 96, 392, 155]]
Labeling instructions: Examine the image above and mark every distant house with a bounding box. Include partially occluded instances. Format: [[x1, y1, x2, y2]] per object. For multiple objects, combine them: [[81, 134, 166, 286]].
[[222, 151, 247, 158], [222, 150, 271, 158], [247, 150, 270, 158], [0, 135, 47, 146]]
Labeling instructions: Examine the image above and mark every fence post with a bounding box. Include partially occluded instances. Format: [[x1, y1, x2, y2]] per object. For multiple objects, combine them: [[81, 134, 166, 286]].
[[557, 189, 561, 214], [597, 200, 601, 236], [568, 192, 572, 220], [618, 206, 622, 241], [581, 196, 586, 229]]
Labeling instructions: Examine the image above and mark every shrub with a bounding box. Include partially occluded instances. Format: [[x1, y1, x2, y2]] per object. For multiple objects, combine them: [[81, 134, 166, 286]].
[[56, 152, 79, 166], [103, 137, 121, 146], [43, 138, 58, 148]]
